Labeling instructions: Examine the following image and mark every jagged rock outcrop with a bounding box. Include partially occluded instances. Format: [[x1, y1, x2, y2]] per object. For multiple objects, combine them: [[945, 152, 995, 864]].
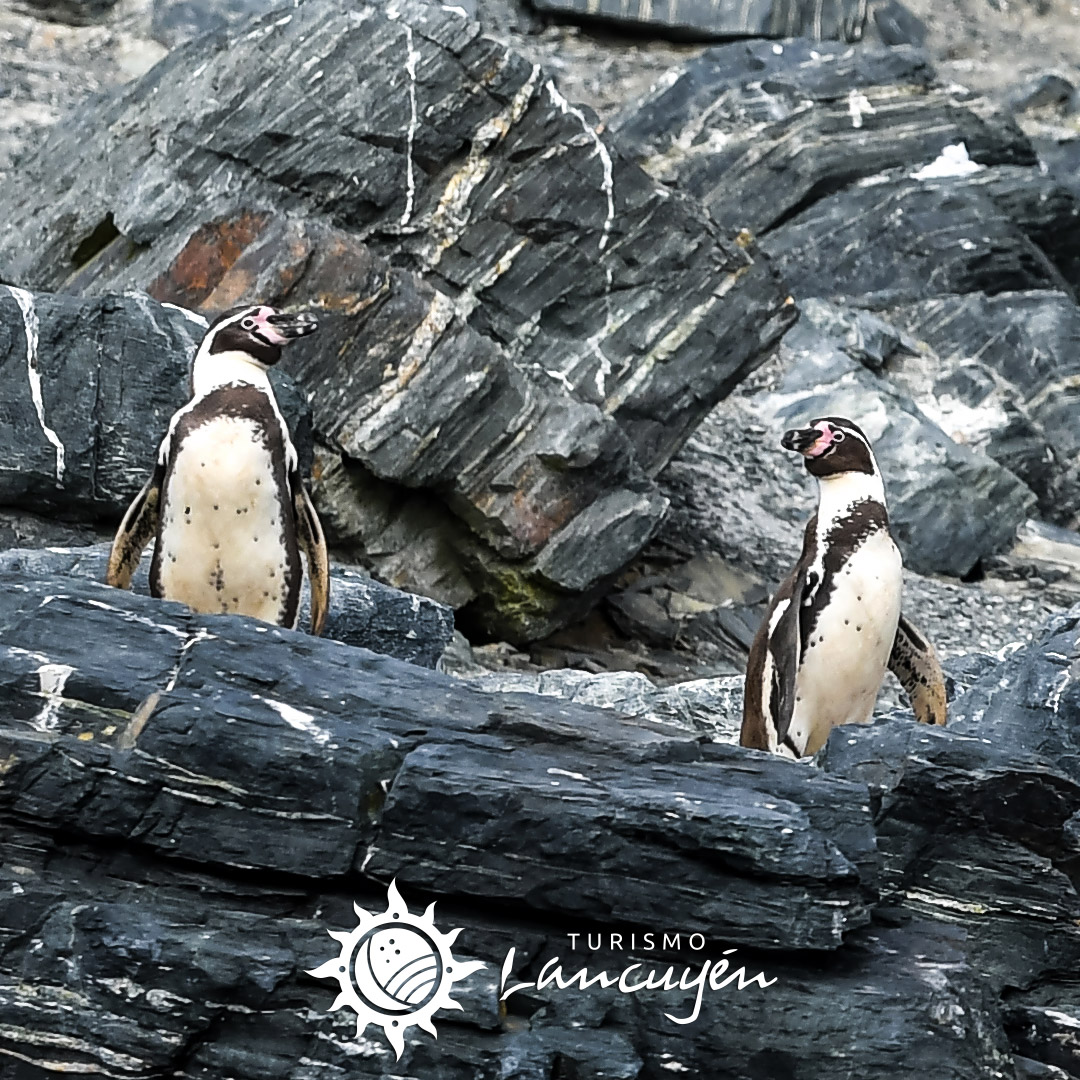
[[742, 299, 1036, 577], [526, 0, 868, 42], [0, 543, 455, 666], [610, 38, 1080, 604], [0, 0, 795, 642], [0, 573, 1075, 1076]]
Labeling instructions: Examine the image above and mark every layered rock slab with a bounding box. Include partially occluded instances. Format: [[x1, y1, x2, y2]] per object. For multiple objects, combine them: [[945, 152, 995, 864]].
[[0, 571, 1061, 1077], [0, 572, 878, 950], [0, 0, 794, 473], [526, 0, 869, 42], [0, 0, 795, 641], [0, 543, 454, 666]]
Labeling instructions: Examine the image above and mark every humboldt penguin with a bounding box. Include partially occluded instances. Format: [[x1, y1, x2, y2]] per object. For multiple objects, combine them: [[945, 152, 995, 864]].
[[107, 305, 329, 635], [741, 416, 946, 758]]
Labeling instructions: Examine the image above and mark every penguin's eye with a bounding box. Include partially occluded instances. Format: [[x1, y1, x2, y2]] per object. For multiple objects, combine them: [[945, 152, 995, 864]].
[[832, 430, 846, 443], [241, 317, 257, 330]]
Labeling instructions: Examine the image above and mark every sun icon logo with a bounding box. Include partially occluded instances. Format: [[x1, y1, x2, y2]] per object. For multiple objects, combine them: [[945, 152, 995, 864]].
[[306, 879, 485, 1058]]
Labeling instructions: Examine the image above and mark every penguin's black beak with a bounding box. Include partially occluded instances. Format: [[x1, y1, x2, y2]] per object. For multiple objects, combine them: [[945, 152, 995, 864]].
[[781, 426, 822, 455], [265, 311, 319, 339]]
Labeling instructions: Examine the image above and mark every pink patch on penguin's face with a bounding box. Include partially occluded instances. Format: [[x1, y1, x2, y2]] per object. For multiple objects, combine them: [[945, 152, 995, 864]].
[[248, 306, 288, 345], [804, 422, 837, 458]]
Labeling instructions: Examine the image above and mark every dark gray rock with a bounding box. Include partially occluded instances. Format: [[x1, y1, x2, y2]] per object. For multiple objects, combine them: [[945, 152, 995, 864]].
[[0, 0, 793, 474], [767, 173, 1070, 306], [884, 291, 1080, 525], [614, 40, 1080, 301], [0, 287, 310, 518], [1010, 72, 1077, 113], [0, 508, 104, 549], [0, 571, 876, 952], [150, 0, 281, 47], [1037, 136, 1080, 203], [868, 0, 928, 46], [1007, 1003, 1080, 1078], [0, 569, 1068, 1076], [527, 0, 868, 41], [11, 0, 120, 25], [947, 605, 1080, 783], [612, 41, 1026, 229], [460, 666, 743, 738], [0, 543, 455, 666], [818, 718, 1080, 994]]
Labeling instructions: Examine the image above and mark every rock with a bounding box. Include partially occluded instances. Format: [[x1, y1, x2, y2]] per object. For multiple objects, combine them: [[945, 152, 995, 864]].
[[612, 41, 1020, 228], [149, 0, 282, 47], [1010, 72, 1077, 113], [461, 666, 743, 738], [526, 0, 868, 41], [0, 569, 1068, 1074], [0, 6, 166, 179], [766, 173, 1071, 306], [605, 549, 767, 660], [0, 0, 795, 642], [988, 520, 1080, 608], [884, 291, 1080, 523], [868, 0, 928, 46], [1007, 1001, 1080, 1078], [614, 40, 1080, 301], [819, 717, 1080, 994], [0, 508, 104, 549], [0, 571, 877, 953], [0, 543, 455, 666], [0, 287, 310, 519], [1036, 136, 1080, 202], [13, 0, 120, 23], [1014, 1058, 1075, 1079], [946, 604, 1080, 783]]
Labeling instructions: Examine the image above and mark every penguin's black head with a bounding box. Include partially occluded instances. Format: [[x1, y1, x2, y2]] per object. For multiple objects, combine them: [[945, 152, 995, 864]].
[[781, 416, 877, 478], [205, 304, 318, 367]]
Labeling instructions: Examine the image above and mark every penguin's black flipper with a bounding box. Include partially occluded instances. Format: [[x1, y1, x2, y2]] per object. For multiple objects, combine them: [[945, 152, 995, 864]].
[[106, 465, 164, 590], [293, 474, 329, 636], [741, 562, 808, 754], [889, 613, 947, 726], [769, 570, 810, 751]]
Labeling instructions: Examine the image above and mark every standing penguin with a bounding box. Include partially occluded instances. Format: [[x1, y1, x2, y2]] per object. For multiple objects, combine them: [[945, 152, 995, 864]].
[[107, 305, 329, 635], [741, 416, 945, 758]]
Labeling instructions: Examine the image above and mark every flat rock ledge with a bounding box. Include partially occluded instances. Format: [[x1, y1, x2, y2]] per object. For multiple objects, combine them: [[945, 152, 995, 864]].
[[0, 574, 1076, 1077]]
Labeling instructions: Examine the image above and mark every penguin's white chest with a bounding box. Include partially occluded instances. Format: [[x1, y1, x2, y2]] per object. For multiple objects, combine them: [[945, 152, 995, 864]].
[[156, 416, 293, 625], [789, 530, 902, 756]]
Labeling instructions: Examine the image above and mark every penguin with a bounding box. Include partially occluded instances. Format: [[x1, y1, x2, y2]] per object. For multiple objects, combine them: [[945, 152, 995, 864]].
[[107, 304, 329, 635], [741, 416, 946, 758]]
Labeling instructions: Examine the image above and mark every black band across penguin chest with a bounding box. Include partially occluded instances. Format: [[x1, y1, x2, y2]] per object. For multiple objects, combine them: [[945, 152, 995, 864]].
[[798, 499, 891, 649], [151, 384, 301, 627]]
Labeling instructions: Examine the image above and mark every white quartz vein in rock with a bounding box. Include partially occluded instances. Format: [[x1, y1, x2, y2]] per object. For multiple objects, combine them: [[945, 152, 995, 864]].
[[262, 697, 331, 746], [31, 663, 76, 732], [387, 12, 421, 228], [546, 81, 615, 252], [5, 286, 66, 485]]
